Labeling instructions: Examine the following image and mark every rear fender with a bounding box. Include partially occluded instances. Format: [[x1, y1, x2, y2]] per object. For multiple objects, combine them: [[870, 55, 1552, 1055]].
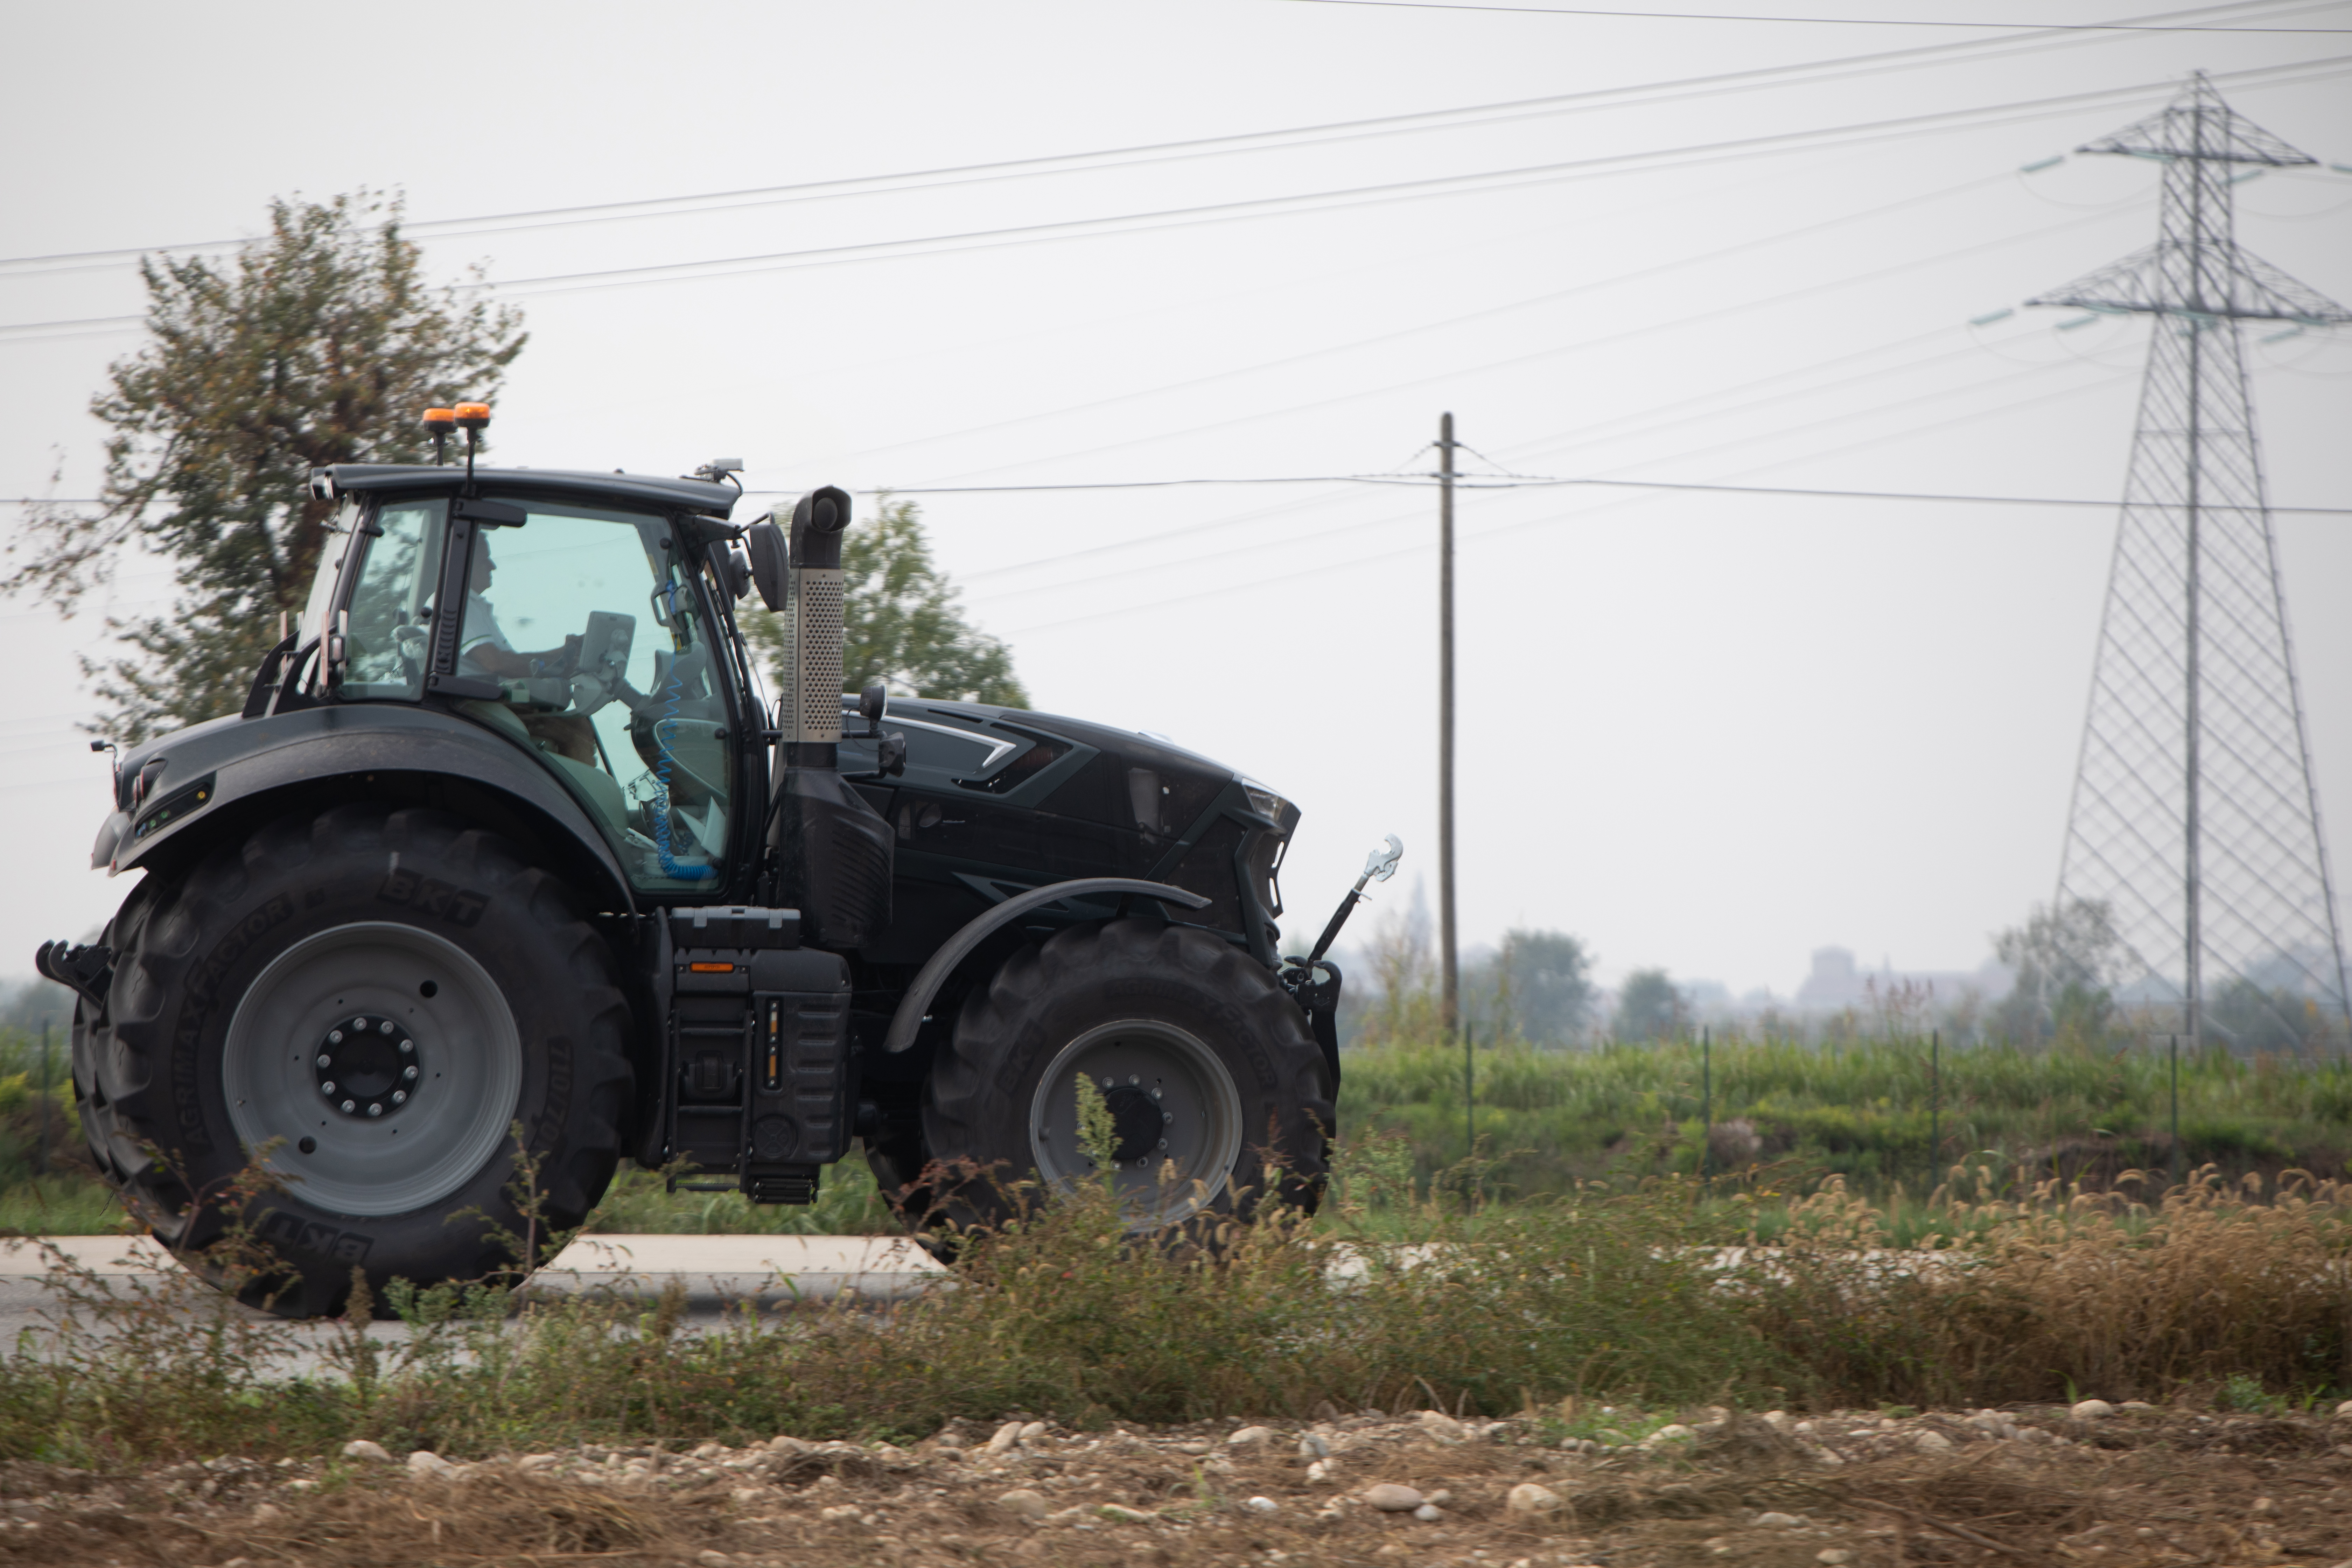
[[105, 705, 636, 913]]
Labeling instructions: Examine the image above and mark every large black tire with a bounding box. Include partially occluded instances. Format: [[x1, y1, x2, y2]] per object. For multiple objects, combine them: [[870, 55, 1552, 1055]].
[[74, 803, 633, 1316], [920, 919, 1331, 1229]]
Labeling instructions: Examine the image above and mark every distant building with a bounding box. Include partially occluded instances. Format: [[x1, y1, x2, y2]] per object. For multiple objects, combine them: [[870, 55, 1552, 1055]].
[[1793, 946, 2010, 1011]]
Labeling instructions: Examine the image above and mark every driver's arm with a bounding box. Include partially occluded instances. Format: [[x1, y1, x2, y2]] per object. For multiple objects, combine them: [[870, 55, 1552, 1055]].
[[456, 592, 581, 680], [465, 637, 581, 681]]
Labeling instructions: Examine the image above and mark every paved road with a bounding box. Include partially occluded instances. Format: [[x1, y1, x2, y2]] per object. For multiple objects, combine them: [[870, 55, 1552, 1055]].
[[0, 1234, 945, 1375]]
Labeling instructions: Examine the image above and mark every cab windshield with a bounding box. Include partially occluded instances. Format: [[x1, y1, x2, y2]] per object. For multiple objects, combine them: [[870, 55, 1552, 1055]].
[[338, 493, 733, 892]]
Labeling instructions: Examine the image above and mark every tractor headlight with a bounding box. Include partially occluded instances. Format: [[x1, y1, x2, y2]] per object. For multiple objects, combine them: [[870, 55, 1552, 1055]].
[[1241, 778, 1293, 828]]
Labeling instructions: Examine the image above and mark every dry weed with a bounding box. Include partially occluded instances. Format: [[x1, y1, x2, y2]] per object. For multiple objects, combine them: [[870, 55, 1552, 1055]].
[[1746, 1167, 2352, 1406]]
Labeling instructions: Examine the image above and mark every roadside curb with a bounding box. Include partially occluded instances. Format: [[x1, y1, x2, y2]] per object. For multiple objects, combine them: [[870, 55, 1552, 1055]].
[[0, 1234, 948, 1306]]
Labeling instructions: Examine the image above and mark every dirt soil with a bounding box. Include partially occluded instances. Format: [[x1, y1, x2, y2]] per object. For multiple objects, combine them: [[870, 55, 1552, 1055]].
[[3, 1403, 2350, 1567]]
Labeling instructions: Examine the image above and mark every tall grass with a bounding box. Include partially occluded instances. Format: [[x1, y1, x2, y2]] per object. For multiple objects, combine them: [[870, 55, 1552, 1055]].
[[4, 1141, 2346, 1465], [1749, 1167, 2352, 1407]]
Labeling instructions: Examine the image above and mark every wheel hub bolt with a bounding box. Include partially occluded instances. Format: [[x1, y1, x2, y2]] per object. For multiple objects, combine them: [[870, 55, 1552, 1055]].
[[313, 1013, 420, 1120]]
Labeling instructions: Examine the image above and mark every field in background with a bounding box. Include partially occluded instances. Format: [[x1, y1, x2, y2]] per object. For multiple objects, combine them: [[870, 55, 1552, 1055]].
[[1342, 1032, 2352, 1202]]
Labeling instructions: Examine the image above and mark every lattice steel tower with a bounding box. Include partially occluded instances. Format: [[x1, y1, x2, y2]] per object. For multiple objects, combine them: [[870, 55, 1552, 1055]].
[[2029, 74, 2351, 1049]]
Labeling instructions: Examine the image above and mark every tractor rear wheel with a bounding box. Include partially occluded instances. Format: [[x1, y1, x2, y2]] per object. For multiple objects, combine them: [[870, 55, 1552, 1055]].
[[73, 803, 632, 1316], [919, 919, 1331, 1230]]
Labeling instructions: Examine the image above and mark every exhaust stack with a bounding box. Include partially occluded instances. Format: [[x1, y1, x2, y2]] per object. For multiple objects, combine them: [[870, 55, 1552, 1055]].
[[765, 487, 891, 947], [780, 486, 849, 762]]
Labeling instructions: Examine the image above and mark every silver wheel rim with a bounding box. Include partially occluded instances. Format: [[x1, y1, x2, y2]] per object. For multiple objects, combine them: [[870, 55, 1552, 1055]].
[[1027, 1018, 1244, 1226], [224, 922, 522, 1216]]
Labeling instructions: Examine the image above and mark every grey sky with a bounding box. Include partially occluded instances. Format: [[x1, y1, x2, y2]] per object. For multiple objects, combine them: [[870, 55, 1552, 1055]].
[[3, 0, 2347, 997]]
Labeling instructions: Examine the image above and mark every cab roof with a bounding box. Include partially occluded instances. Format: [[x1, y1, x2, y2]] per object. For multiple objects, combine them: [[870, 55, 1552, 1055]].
[[314, 464, 743, 519]]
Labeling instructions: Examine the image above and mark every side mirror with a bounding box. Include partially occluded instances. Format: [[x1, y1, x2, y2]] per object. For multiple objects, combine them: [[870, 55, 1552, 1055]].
[[859, 680, 888, 724], [743, 520, 788, 611], [725, 541, 754, 602]]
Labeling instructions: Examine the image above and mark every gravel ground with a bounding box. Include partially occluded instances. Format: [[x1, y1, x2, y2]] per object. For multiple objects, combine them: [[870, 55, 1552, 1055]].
[[4, 1402, 2351, 1566]]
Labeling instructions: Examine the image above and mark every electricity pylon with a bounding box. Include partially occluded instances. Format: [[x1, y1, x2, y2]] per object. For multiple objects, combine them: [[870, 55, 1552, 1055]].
[[2028, 73, 2351, 1052]]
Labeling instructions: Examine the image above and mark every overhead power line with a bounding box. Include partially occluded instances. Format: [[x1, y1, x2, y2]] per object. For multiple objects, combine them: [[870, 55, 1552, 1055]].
[[890, 185, 2161, 489], [872, 474, 2352, 512], [1274, 0, 2352, 28], [941, 321, 1984, 587], [0, 0, 2324, 277], [3, 58, 2340, 346], [832, 164, 2026, 465], [993, 369, 2155, 635]]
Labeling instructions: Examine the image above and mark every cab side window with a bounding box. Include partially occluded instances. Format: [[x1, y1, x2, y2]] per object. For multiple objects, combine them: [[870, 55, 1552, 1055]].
[[340, 500, 446, 701]]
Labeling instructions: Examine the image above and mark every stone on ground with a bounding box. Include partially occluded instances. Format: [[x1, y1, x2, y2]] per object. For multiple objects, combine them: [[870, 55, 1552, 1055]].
[[1363, 1483, 1424, 1512], [1507, 1482, 1564, 1516]]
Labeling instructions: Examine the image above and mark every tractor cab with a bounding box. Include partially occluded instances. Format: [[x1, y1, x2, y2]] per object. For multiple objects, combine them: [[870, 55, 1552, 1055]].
[[299, 460, 762, 897]]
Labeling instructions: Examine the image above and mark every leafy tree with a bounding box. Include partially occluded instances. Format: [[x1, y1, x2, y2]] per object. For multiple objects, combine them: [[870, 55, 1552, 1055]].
[[1990, 897, 2122, 1045], [1612, 968, 1684, 1042], [6, 192, 526, 742], [747, 496, 1028, 707], [1491, 929, 1594, 1045]]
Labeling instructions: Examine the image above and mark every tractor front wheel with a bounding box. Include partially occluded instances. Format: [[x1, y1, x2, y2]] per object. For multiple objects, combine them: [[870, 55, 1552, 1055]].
[[919, 919, 1331, 1230]]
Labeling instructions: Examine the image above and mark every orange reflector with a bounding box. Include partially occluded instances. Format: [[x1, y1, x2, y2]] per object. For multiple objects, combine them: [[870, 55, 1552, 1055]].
[[687, 961, 735, 973], [453, 401, 491, 429], [422, 406, 456, 432]]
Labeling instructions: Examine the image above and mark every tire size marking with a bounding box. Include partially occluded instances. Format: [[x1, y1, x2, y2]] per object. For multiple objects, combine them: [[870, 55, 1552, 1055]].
[[258, 1208, 376, 1263], [172, 892, 298, 1150], [377, 869, 488, 927], [1103, 978, 1279, 1090], [533, 1034, 574, 1146]]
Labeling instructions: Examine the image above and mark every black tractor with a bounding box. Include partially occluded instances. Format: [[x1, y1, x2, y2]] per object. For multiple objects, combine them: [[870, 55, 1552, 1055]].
[[38, 408, 1396, 1315]]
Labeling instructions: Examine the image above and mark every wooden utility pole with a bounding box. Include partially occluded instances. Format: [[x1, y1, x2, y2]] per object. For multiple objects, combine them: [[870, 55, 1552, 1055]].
[[1438, 412, 1459, 1034]]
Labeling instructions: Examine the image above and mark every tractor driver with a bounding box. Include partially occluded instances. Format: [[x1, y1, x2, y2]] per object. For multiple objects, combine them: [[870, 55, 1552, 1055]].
[[454, 530, 600, 767]]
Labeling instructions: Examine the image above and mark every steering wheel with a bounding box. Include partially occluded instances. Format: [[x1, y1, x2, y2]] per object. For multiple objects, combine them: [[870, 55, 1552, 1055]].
[[392, 623, 428, 682]]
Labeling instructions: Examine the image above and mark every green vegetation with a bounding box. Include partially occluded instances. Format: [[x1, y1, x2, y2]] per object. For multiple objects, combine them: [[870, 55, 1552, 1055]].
[[0, 1014, 99, 1233], [1, 1147, 2345, 1465], [1340, 1033, 2352, 1199], [583, 1164, 897, 1236]]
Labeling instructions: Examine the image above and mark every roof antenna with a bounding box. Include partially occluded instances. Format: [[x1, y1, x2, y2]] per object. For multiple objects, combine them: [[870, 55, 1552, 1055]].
[[454, 402, 490, 484], [423, 407, 455, 465]]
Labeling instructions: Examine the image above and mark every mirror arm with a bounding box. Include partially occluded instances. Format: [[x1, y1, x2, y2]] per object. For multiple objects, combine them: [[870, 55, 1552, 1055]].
[[1304, 834, 1405, 966]]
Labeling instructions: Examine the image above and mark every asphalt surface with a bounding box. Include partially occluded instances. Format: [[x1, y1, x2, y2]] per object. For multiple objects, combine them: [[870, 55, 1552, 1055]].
[[0, 1234, 945, 1376]]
